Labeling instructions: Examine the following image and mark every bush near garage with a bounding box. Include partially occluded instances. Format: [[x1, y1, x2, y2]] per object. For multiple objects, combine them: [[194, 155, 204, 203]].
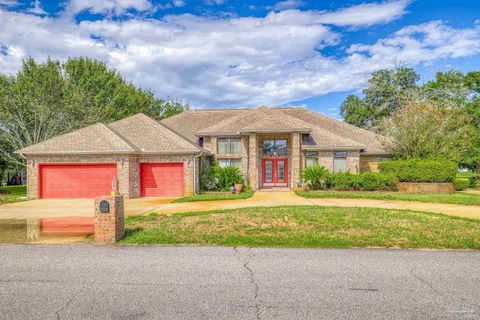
[[379, 159, 457, 183]]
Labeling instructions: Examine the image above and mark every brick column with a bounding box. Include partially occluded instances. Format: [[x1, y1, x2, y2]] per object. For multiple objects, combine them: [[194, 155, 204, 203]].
[[248, 133, 257, 190], [291, 132, 301, 188], [95, 195, 124, 243]]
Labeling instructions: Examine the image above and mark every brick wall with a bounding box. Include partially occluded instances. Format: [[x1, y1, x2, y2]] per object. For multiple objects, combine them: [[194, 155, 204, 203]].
[[248, 133, 257, 190], [359, 155, 382, 173]]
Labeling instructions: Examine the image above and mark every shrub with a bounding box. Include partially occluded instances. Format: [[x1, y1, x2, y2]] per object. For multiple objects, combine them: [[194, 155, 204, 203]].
[[199, 162, 219, 192], [379, 159, 457, 183], [328, 172, 397, 191], [456, 172, 479, 188], [454, 178, 470, 191], [299, 165, 330, 190], [216, 166, 243, 191]]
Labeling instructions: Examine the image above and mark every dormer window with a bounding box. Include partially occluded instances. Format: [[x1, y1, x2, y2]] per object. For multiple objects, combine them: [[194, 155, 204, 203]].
[[199, 137, 204, 147]]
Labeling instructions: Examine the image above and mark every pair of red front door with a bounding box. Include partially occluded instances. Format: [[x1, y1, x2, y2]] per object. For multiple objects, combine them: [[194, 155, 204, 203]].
[[262, 158, 288, 187]]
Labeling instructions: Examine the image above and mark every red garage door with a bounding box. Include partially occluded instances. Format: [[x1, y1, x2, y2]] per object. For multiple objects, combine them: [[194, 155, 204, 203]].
[[39, 164, 117, 199], [140, 163, 184, 197]]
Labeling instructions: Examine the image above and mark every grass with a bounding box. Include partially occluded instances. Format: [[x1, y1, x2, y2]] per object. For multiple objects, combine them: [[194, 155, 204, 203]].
[[295, 190, 480, 206], [0, 185, 27, 204], [172, 192, 254, 203], [122, 206, 480, 249]]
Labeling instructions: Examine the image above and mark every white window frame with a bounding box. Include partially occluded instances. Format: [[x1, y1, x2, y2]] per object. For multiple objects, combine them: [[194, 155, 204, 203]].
[[305, 151, 318, 167], [218, 158, 242, 168]]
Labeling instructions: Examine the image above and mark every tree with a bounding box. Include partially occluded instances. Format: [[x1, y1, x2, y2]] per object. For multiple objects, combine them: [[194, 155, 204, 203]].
[[341, 67, 419, 130], [340, 95, 376, 129], [0, 57, 189, 166], [382, 99, 471, 163]]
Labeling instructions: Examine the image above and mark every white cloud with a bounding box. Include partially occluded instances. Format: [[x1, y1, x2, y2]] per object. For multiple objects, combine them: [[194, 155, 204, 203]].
[[64, 0, 154, 16], [272, 0, 304, 11], [318, 0, 411, 27], [0, 2, 479, 108], [0, 0, 18, 7], [27, 0, 47, 15], [204, 0, 224, 5]]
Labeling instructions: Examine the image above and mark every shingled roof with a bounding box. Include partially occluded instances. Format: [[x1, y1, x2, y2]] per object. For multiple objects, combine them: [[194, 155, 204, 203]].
[[16, 123, 139, 155], [161, 106, 389, 154], [17, 114, 206, 155], [109, 114, 202, 154]]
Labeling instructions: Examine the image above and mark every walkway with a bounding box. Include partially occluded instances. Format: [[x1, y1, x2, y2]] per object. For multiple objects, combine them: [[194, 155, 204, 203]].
[[149, 191, 480, 220], [0, 191, 479, 220]]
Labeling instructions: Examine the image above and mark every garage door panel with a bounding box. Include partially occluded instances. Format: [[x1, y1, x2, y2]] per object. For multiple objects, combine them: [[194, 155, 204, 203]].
[[140, 163, 184, 197], [40, 164, 117, 199]]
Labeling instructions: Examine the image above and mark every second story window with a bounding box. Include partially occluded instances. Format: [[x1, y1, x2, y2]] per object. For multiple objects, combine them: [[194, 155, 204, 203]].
[[217, 138, 241, 155]]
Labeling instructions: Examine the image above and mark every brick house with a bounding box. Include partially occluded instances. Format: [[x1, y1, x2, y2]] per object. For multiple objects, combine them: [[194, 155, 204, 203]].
[[17, 107, 391, 199]]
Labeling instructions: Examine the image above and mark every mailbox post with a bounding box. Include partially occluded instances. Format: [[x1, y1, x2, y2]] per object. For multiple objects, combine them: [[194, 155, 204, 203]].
[[94, 195, 124, 243]]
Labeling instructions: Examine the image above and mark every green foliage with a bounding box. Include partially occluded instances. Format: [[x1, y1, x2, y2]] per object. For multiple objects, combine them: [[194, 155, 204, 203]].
[[328, 172, 398, 191], [0, 57, 189, 166], [199, 158, 218, 192], [299, 165, 330, 190], [216, 166, 243, 191], [382, 100, 471, 163], [379, 159, 457, 183], [456, 172, 479, 188], [341, 67, 419, 130], [454, 178, 471, 191]]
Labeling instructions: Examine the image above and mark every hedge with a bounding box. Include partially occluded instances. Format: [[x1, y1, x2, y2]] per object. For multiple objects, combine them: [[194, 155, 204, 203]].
[[328, 172, 398, 191], [456, 172, 479, 188], [379, 159, 457, 183], [454, 178, 470, 191]]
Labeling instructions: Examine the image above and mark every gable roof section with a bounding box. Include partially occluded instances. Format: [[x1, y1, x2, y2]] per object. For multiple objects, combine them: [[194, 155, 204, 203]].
[[196, 107, 312, 135], [280, 108, 389, 154], [161, 109, 247, 141], [108, 113, 203, 154], [17, 123, 138, 155]]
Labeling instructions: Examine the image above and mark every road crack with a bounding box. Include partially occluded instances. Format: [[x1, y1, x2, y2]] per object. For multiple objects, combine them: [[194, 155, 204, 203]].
[[55, 285, 86, 320], [234, 247, 261, 320], [410, 266, 477, 314]]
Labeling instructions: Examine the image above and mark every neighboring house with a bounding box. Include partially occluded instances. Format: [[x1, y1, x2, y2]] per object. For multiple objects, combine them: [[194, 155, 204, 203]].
[[16, 107, 391, 199]]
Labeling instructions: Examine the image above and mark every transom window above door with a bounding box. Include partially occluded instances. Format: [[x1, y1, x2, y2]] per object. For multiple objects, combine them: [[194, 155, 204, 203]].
[[263, 140, 287, 156], [217, 138, 241, 155]]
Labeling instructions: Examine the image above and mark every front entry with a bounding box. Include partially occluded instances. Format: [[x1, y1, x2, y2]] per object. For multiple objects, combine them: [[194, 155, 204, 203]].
[[262, 158, 288, 188]]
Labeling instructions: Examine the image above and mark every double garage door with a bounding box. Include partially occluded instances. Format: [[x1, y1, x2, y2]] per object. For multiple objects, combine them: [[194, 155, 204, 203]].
[[39, 163, 184, 199]]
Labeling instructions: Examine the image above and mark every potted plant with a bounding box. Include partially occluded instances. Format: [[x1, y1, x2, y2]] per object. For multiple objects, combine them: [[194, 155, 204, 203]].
[[233, 175, 244, 194]]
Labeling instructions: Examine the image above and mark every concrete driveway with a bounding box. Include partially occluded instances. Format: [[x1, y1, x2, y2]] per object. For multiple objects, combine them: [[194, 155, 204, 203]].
[[1, 245, 479, 319], [1, 191, 479, 220], [0, 197, 176, 219]]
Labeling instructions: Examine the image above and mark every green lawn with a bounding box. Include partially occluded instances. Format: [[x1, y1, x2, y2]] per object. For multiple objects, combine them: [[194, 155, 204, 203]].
[[122, 206, 480, 249], [172, 192, 254, 203], [0, 185, 27, 204], [296, 190, 480, 206]]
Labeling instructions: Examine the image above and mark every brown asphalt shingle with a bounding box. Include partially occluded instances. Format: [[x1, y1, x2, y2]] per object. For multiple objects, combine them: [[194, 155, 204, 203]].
[[17, 123, 138, 154], [108, 113, 202, 153]]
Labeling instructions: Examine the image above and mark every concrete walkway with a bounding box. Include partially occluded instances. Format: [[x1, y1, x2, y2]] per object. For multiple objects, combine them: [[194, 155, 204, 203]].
[[0, 191, 479, 220]]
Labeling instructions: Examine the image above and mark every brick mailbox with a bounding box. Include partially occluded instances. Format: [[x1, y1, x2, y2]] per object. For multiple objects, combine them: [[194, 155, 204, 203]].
[[94, 195, 125, 243]]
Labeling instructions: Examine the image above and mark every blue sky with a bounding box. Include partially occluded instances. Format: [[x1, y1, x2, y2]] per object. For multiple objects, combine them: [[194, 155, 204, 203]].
[[0, 0, 479, 118]]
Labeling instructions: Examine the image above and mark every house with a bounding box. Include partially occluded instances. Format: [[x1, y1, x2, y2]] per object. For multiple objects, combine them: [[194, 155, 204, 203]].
[[17, 106, 391, 199]]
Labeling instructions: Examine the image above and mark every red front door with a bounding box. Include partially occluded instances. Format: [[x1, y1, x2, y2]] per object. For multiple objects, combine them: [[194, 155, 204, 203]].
[[262, 158, 288, 187]]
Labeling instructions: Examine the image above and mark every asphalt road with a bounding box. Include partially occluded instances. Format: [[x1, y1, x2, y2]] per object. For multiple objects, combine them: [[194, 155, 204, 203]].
[[0, 245, 479, 320]]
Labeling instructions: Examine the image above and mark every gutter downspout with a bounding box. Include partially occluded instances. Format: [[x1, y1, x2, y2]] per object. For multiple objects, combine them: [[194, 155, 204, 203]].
[[193, 152, 203, 194]]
